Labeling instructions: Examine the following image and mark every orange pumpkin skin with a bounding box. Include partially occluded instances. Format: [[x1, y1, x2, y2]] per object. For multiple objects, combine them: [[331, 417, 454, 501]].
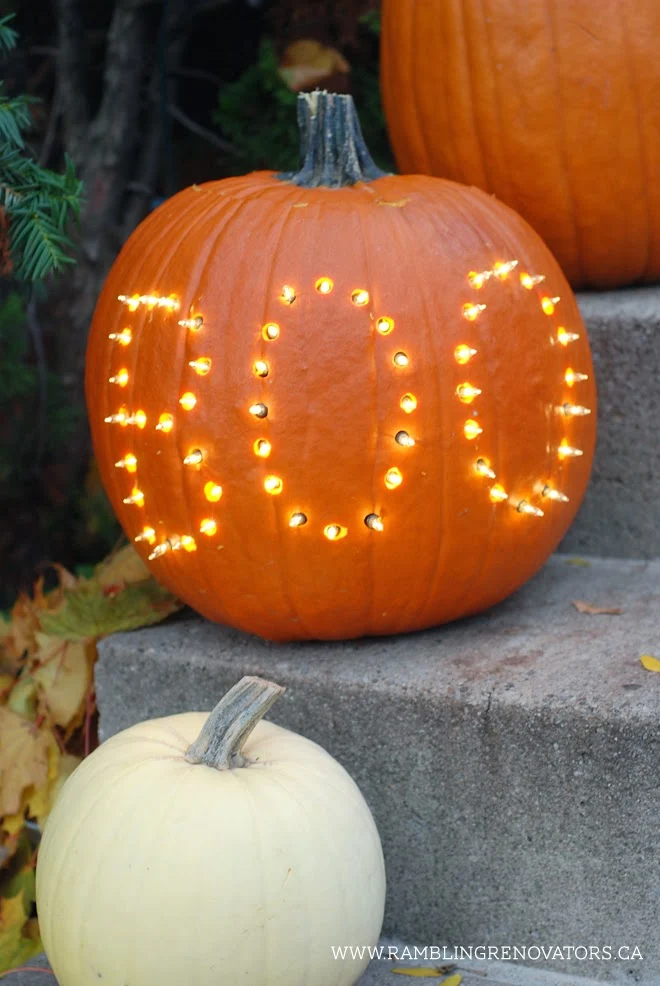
[[381, 0, 660, 290], [86, 94, 596, 642]]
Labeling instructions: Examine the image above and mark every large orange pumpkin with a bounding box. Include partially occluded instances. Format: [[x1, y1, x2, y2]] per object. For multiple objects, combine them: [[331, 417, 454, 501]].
[[381, 0, 660, 290], [86, 92, 596, 642]]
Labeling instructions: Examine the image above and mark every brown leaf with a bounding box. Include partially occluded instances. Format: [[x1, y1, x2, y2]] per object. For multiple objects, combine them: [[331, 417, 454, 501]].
[[640, 654, 660, 673], [32, 634, 93, 729], [572, 600, 622, 616], [279, 40, 350, 92], [0, 707, 58, 818]]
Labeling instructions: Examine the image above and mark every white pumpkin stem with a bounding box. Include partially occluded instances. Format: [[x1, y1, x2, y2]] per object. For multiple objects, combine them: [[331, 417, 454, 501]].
[[184, 676, 284, 770]]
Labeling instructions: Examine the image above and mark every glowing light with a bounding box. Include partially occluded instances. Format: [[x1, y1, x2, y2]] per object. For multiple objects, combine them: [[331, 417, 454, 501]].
[[315, 277, 334, 295], [200, 518, 217, 536], [181, 535, 197, 552], [565, 368, 589, 387], [520, 272, 545, 290], [542, 485, 569, 503], [262, 322, 280, 341], [351, 289, 370, 307], [264, 475, 283, 495], [189, 357, 212, 376], [123, 486, 145, 507], [457, 383, 482, 404], [183, 448, 204, 465], [376, 316, 394, 335], [489, 484, 508, 503], [118, 293, 179, 312], [249, 402, 268, 419], [475, 458, 496, 479], [178, 315, 204, 330], [393, 351, 409, 367], [454, 344, 477, 365], [126, 409, 147, 429], [541, 295, 560, 315], [149, 535, 181, 560], [517, 500, 544, 517], [280, 285, 296, 305], [557, 327, 580, 346], [118, 293, 140, 312], [253, 360, 269, 377], [135, 526, 156, 545], [493, 259, 519, 279], [395, 430, 415, 447], [324, 524, 347, 541], [364, 513, 384, 532], [254, 439, 272, 458], [400, 393, 417, 414], [467, 270, 491, 289], [115, 454, 137, 473], [108, 368, 129, 387], [562, 403, 592, 417], [463, 419, 483, 440], [156, 413, 174, 432], [289, 512, 308, 528], [463, 302, 486, 321], [104, 408, 128, 424], [558, 440, 584, 459], [204, 482, 223, 502], [108, 327, 132, 345], [384, 467, 403, 489], [179, 392, 197, 410]]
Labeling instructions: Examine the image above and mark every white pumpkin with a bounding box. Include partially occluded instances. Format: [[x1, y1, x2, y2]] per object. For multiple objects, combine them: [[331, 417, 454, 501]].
[[36, 677, 385, 986]]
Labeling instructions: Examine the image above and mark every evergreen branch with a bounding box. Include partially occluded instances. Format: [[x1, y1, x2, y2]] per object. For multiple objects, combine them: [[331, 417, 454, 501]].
[[0, 15, 18, 56]]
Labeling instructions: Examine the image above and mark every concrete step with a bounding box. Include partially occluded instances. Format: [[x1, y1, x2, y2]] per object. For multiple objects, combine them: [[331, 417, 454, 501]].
[[569, 286, 660, 558], [96, 554, 660, 983]]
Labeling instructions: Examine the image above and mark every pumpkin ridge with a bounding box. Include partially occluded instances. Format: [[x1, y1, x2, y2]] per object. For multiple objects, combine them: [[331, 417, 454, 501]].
[[457, 0, 492, 191]]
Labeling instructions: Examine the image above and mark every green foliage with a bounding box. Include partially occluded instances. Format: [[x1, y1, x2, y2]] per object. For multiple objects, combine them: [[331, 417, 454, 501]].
[[0, 15, 83, 281]]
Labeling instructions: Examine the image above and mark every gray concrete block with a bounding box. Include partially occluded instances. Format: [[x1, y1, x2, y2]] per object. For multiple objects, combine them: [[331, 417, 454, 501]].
[[566, 287, 660, 558], [96, 554, 660, 983]]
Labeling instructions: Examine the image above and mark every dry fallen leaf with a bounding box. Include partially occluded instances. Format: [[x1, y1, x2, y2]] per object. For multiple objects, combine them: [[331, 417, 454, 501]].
[[32, 633, 93, 729], [0, 707, 59, 818], [392, 970, 461, 983], [40, 579, 180, 640], [279, 40, 350, 92], [95, 544, 151, 588], [572, 600, 622, 616], [0, 891, 42, 972], [640, 654, 660, 672]]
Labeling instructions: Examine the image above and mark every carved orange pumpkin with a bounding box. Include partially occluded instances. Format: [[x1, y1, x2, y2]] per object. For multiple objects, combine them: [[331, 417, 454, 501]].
[[380, 0, 660, 289], [86, 92, 596, 642]]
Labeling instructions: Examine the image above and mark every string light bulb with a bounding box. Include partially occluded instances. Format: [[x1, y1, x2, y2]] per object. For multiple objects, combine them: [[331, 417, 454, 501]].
[[400, 393, 417, 414], [156, 412, 174, 432], [351, 289, 369, 307], [395, 430, 415, 447], [324, 524, 347, 541], [562, 403, 592, 417], [200, 518, 217, 536], [289, 512, 308, 528], [181, 535, 197, 552], [541, 295, 560, 315], [128, 409, 147, 429], [517, 500, 544, 517], [253, 439, 272, 458], [364, 513, 384, 532], [467, 270, 491, 289], [118, 293, 140, 312], [489, 484, 508, 503], [454, 344, 477, 365], [249, 402, 268, 419], [475, 458, 496, 479], [462, 302, 486, 321], [204, 481, 222, 502], [280, 285, 296, 305], [393, 351, 409, 367], [115, 454, 137, 473], [123, 487, 145, 506], [108, 327, 132, 345], [463, 419, 483, 440], [179, 392, 197, 410], [148, 535, 181, 560], [493, 259, 518, 279], [520, 272, 545, 290], [264, 475, 283, 495], [178, 315, 204, 330], [189, 357, 212, 376], [384, 467, 403, 490], [457, 383, 482, 404], [375, 316, 394, 335], [253, 360, 269, 377], [557, 327, 580, 346], [262, 322, 280, 341], [565, 368, 589, 387], [558, 440, 584, 459], [104, 408, 128, 425], [183, 448, 204, 465], [315, 277, 333, 295], [135, 526, 156, 545], [542, 485, 569, 503], [108, 368, 129, 387]]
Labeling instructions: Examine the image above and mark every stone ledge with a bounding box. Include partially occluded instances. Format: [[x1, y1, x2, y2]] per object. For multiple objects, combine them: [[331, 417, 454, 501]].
[[96, 554, 660, 982]]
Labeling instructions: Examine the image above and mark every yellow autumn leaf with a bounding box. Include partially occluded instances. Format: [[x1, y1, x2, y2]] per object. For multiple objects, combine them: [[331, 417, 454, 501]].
[[96, 543, 151, 587], [279, 40, 350, 92], [6, 677, 37, 721], [640, 654, 660, 672], [0, 707, 59, 818], [50, 753, 81, 806], [0, 892, 42, 974], [392, 970, 462, 981], [0, 674, 14, 700], [32, 633, 92, 729]]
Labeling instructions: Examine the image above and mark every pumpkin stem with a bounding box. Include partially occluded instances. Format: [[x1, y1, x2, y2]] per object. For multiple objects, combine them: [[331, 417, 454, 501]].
[[184, 676, 284, 770], [278, 90, 388, 188]]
